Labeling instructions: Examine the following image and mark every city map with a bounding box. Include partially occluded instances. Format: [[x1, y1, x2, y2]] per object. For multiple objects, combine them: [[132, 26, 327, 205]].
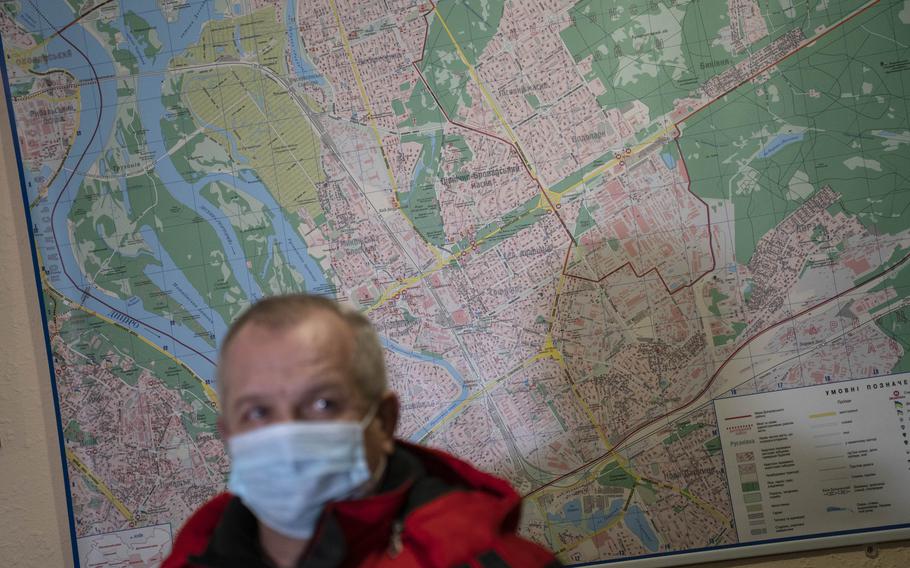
[[1, 0, 909, 565]]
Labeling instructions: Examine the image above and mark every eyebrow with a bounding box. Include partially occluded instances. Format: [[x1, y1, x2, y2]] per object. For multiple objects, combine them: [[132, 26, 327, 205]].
[[230, 394, 270, 413]]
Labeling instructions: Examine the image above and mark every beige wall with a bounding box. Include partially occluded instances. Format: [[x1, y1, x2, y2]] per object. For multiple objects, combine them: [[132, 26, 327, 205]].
[[2, 85, 910, 568], [1, 92, 74, 566]]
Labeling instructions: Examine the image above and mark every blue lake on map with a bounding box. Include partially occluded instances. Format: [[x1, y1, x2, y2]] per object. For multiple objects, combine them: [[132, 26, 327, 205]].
[[548, 498, 583, 526], [545, 498, 659, 552], [588, 498, 625, 532], [545, 497, 627, 532], [625, 504, 660, 552], [758, 132, 804, 158]]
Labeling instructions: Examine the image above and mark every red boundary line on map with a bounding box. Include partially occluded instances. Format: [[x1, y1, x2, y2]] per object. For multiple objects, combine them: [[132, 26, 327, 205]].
[[520, 0, 893, 497], [560, 135, 717, 296], [526, 249, 910, 498], [411, 4, 900, 495], [412, 2, 577, 244]]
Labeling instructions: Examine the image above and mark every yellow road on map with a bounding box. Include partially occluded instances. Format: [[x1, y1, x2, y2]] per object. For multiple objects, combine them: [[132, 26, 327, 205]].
[[66, 448, 134, 523]]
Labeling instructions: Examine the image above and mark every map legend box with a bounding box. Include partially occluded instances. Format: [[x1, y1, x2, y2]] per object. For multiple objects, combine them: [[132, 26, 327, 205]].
[[716, 373, 910, 542]]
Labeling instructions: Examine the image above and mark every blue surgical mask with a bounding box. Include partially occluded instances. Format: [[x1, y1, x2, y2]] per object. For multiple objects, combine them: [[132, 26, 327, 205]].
[[226, 405, 380, 539]]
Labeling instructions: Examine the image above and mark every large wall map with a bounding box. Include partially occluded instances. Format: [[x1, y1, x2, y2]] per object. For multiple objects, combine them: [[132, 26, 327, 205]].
[[2, 0, 910, 565]]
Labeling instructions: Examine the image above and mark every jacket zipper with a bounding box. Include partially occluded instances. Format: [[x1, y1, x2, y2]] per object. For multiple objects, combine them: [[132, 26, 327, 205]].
[[388, 522, 440, 567], [387, 520, 404, 558]]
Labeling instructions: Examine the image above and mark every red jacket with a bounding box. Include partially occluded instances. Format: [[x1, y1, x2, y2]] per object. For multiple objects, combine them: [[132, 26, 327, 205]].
[[163, 441, 560, 568]]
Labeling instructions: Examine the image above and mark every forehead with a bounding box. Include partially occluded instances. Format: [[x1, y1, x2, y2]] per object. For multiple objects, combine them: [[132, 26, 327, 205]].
[[219, 311, 357, 396]]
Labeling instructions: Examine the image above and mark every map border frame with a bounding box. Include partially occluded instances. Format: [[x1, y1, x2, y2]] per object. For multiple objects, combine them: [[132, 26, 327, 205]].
[[1, 1, 909, 566], [0, 29, 82, 567]]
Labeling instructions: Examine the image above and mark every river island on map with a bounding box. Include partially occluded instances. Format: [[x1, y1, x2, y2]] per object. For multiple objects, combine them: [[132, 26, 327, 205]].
[[1, 0, 909, 565]]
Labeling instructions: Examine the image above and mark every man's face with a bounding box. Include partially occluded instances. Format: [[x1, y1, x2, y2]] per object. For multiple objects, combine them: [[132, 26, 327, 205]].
[[218, 310, 396, 472]]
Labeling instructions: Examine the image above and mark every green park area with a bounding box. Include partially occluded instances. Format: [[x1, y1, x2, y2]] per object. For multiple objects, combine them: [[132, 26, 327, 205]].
[[662, 421, 704, 445], [397, 132, 476, 248], [175, 6, 286, 74], [872, 257, 910, 373], [200, 181, 307, 296], [417, 0, 504, 121], [713, 322, 747, 347], [560, 0, 693, 118], [681, 0, 910, 265], [67, 165, 249, 344], [177, 64, 327, 225], [123, 10, 162, 58], [46, 294, 218, 443], [704, 436, 721, 455], [93, 18, 138, 73], [597, 460, 636, 490]]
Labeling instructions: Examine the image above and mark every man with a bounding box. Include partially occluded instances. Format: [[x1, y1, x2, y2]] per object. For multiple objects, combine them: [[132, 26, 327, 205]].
[[163, 294, 561, 568]]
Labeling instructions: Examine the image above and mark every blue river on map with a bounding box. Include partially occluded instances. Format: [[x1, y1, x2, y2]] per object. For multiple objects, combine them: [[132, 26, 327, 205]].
[[382, 337, 469, 442], [286, 0, 326, 85], [18, 1, 467, 403], [20, 1, 225, 374]]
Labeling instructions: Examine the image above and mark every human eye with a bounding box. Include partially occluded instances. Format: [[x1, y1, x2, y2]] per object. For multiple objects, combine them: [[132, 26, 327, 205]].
[[310, 396, 341, 417], [240, 405, 270, 425]]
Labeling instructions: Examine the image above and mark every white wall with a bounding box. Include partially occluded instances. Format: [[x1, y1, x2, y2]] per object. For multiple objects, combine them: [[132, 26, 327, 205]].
[[2, 79, 910, 568]]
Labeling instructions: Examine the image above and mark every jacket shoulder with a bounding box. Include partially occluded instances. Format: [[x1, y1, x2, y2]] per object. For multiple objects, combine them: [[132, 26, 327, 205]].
[[404, 490, 560, 568], [393, 443, 560, 568], [397, 442, 517, 504], [161, 493, 233, 568]]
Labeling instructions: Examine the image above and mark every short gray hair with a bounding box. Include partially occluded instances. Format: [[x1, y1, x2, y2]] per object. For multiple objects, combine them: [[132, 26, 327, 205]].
[[216, 294, 387, 406]]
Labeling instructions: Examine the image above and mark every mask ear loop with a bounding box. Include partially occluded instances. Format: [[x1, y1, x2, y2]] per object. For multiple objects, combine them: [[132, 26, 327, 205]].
[[360, 401, 381, 429], [350, 402, 387, 499]]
